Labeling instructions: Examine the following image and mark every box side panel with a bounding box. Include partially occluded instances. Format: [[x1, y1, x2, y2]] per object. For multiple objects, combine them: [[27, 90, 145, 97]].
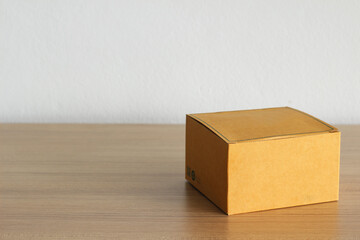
[[186, 115, 229, 213], [228, 132, 340, 215]]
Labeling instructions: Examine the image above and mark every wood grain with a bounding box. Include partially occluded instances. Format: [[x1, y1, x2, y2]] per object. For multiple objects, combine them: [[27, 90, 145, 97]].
[[0, 124, 359, 239]]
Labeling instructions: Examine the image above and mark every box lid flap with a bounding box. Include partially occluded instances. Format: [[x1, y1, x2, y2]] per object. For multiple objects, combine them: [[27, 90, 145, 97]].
[[187, 107, 337, 144]]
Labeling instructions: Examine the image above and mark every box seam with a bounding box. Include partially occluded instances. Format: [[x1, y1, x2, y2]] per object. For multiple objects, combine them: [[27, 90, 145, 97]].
[[187, 107, 337, 144]]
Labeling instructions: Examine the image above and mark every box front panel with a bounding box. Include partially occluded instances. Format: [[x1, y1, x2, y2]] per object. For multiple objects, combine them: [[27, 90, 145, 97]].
[[228, 132, 340, 215], [186, 116, 229, 213]]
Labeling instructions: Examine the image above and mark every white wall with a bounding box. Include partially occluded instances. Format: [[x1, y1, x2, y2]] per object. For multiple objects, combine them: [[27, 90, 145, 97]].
[[0, 0, 359, 124]]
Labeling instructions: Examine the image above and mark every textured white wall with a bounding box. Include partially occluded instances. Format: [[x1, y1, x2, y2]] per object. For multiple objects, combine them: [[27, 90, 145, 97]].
[[0, 0, 359, 124]]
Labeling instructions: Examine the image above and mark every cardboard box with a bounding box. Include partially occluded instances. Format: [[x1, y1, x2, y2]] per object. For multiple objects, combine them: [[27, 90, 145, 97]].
[[185, 107, 340, 215]]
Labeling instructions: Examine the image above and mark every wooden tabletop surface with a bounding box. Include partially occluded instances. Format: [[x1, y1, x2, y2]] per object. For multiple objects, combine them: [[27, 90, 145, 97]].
[[0, 124, 359, 239]]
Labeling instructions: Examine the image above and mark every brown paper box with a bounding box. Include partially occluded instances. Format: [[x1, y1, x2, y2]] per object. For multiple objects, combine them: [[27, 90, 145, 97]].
[[185, 107, 340, 215]]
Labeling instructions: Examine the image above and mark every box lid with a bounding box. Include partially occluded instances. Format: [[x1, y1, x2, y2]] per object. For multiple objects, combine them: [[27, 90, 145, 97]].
[[187, 107, 338, 144]]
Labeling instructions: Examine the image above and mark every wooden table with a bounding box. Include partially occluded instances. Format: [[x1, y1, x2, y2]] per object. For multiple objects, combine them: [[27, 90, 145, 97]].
[[0, 124, 359, 239]]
